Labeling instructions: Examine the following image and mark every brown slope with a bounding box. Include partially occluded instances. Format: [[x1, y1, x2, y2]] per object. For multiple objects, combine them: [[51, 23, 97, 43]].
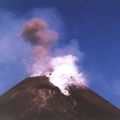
[[0, 76, 120, 120]]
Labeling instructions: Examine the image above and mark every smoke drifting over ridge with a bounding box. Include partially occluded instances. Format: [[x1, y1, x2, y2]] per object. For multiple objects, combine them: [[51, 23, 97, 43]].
[[22, 18, 86, 95]]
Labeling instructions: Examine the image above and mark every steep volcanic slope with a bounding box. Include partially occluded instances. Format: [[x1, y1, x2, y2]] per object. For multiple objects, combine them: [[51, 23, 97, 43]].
[[0, 76, 120, 120]]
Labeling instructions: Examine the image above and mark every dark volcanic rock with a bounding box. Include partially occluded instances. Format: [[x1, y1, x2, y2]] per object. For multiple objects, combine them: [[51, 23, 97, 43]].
[[0, 76, 120, 120]]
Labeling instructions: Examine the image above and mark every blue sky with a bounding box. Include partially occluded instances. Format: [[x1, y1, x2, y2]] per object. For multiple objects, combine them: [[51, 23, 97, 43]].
[[0, 0, 120, 108]]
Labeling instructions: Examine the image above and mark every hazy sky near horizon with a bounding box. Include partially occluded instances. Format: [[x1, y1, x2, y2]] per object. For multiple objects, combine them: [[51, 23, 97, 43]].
[[0, 0, 120, 108]]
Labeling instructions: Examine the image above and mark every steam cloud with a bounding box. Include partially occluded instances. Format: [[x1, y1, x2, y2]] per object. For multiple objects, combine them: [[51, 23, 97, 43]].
[[22, 18, 86, 95]]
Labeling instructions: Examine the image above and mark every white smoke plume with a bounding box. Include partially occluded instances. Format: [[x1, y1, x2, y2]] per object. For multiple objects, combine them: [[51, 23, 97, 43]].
[[22, 18, 86, 95], [50, 55, 86, 95]]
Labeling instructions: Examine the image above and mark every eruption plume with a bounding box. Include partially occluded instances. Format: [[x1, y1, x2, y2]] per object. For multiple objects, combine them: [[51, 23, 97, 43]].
[[22, 18, 86, 95], [22, 18, 58, 76]]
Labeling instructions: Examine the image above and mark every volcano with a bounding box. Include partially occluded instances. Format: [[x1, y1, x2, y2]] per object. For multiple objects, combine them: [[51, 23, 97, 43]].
[[0, 76, 120, 120]]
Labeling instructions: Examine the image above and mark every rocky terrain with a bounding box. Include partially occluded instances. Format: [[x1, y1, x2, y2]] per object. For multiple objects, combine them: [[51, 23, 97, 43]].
[[0, 76, 120, 120]]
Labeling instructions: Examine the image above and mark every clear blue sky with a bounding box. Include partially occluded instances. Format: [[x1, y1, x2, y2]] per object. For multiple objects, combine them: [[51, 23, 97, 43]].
[[0, 0, 120, 108]]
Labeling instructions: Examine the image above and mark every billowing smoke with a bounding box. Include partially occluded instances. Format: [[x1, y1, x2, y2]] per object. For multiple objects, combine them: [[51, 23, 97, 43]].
[[22, 18, 58, 76], [22, 18, 86, 95], [49, 55, 86, 95]]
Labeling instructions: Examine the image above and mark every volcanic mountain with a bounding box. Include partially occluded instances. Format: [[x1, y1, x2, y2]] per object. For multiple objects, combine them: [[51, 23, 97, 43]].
[[0, 76, 120, 120]]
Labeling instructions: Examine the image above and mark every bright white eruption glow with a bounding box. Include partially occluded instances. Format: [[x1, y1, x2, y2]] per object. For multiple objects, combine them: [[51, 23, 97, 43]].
[[49, 55, 86, 95]]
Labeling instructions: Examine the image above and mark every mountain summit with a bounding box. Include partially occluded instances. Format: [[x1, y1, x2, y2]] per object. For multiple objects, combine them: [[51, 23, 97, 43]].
[[0, 76, 120, 120]]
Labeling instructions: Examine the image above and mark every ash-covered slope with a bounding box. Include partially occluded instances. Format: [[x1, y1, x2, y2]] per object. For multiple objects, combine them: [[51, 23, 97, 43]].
[[0, 76, 120, 120]]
